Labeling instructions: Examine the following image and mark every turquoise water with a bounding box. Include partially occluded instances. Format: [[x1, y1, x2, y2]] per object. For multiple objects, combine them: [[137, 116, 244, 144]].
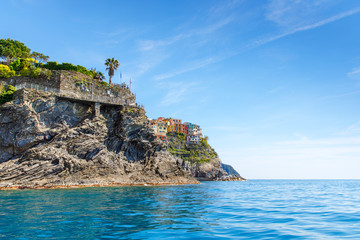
[[1, 180, 360, 239]]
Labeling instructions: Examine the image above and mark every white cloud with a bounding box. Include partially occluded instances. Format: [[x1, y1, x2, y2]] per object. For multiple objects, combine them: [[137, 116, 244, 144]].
[[209, 0, 241, 15], [250, 7, 360, 49], [159, 82, 199, 106], [152, 7, 360, 81], [153, 57, 220, 81], [137, 16, 234, 52], [267, 86, 284, 94], [348, 66, 360, 79], [265, 0, 333, 27], [138, 34, 190, 51], [347, 121, 360, 132]]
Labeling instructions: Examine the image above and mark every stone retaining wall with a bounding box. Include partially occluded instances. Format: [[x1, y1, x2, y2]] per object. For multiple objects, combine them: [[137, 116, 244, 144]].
[[0, 70, 136, 106]]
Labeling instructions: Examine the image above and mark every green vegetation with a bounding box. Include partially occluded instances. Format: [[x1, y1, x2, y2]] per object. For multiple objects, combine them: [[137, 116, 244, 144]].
[[0, 38, 107, 82], [30, 51, 49, 64], [0, 39, 31, 63], [105, 58, 120, 85], [90, 68, 105, 81], [0, 64, 16, 78], [0, 57, 52, 80], [0, 85, 15, 104], [167, 132, 216, 164], [201, 136, 210, 148], [42, 61, 93, 77]]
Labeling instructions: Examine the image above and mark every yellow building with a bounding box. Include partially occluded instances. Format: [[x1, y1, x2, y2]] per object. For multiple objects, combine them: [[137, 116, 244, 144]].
[[168, 124, 175, 133], [157, 121, 168, 137]]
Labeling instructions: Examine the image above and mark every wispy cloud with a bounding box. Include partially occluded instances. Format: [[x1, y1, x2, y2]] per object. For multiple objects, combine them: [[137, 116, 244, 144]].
[[195, 17, 234, 35], [348, 121, 360, 132], [267, 86, 284, 94], [138, 34, 190, 51], [209, 0, 241, 15], [152, 8, 360, 81], [320, 90, 360, 102], [251, 8, 360, 48], [348, 66, 360, 79], [153, 57, 220, 81], [334, 121, 360, 136], [159, 82, 199, 106], [94, 28, 137, 47], [137, 17, 233, 52]]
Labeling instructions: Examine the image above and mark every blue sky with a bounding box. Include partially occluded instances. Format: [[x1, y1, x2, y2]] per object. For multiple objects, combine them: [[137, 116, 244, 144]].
[[2, 0, 360, 179]]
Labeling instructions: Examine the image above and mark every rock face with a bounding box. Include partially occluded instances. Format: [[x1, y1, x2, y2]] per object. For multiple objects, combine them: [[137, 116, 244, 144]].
[[167, 133, 245, 181], [0, 90, 197, 189], [181, 158, 228, 181], [220, 163, 246, 181]]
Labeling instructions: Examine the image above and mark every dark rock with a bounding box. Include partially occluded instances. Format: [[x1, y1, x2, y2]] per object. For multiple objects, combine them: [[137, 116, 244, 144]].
[[0, 90, 198, 188]]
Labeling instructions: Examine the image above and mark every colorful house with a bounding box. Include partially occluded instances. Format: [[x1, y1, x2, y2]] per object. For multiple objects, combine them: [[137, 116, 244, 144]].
[[151, 117, 203, 144], [187, 134, 200, 144], [167, 124, 175, 133], [169, 118, 182, 125], [157, 121, 168, 136], [151, 123, 157, 134], [157, 117, 166, 121], [149, 117, 169, 141], [184, 122, 194, 132]]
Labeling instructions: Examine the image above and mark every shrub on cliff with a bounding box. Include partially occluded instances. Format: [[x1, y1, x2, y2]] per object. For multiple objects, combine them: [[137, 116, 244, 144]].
[[0, 64, 16, 78], [42, 61, 93, 76], [20, 67, 52, 79], [0, 85, 15, 104]]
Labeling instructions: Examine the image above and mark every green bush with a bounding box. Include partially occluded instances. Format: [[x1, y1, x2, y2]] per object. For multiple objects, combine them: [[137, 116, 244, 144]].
[[30, 68, 52, 79], [19, 68, 31, 77], [19, 67, 52, 79], [0, 85, 15, 104], [0, 64, 16, 78], [43, 61, 58, 70], [42, 62, 92, 76], [10, 59, 21, 71], [98, 80, 110, 87]]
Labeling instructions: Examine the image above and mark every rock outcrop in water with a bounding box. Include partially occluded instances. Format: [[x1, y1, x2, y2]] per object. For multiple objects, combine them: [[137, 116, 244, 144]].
[[0, 89, 197, 189], [167, 133, 245, 181]]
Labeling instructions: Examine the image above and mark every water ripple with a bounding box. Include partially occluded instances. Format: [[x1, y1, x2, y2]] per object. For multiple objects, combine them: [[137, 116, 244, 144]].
[[1, 180, 360, 239]]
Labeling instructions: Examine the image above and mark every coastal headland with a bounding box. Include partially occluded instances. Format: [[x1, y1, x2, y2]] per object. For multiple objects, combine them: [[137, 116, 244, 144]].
[[0, 40, 244, 190]]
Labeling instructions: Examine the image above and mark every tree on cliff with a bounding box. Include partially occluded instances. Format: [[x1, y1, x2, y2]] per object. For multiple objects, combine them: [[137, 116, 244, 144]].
[[105, 58, 120, 85], [90, 68, 105, 82], [30, 51, 49, 64], [0, 39, 31, 64]]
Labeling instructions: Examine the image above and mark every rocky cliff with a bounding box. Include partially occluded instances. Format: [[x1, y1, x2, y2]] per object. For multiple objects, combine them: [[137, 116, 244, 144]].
[[167, 133, 245, 181], [0, 89, 197, 189]]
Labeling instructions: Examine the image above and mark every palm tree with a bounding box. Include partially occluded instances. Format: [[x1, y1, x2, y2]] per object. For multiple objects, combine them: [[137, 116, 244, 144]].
[[104, 58, 120, 85], [96, 71, 105, 82], [90, 68, 105, 82]]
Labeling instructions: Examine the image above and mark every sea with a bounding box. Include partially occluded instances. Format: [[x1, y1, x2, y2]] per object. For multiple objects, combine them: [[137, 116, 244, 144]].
[[0, 180, 360, 239]]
